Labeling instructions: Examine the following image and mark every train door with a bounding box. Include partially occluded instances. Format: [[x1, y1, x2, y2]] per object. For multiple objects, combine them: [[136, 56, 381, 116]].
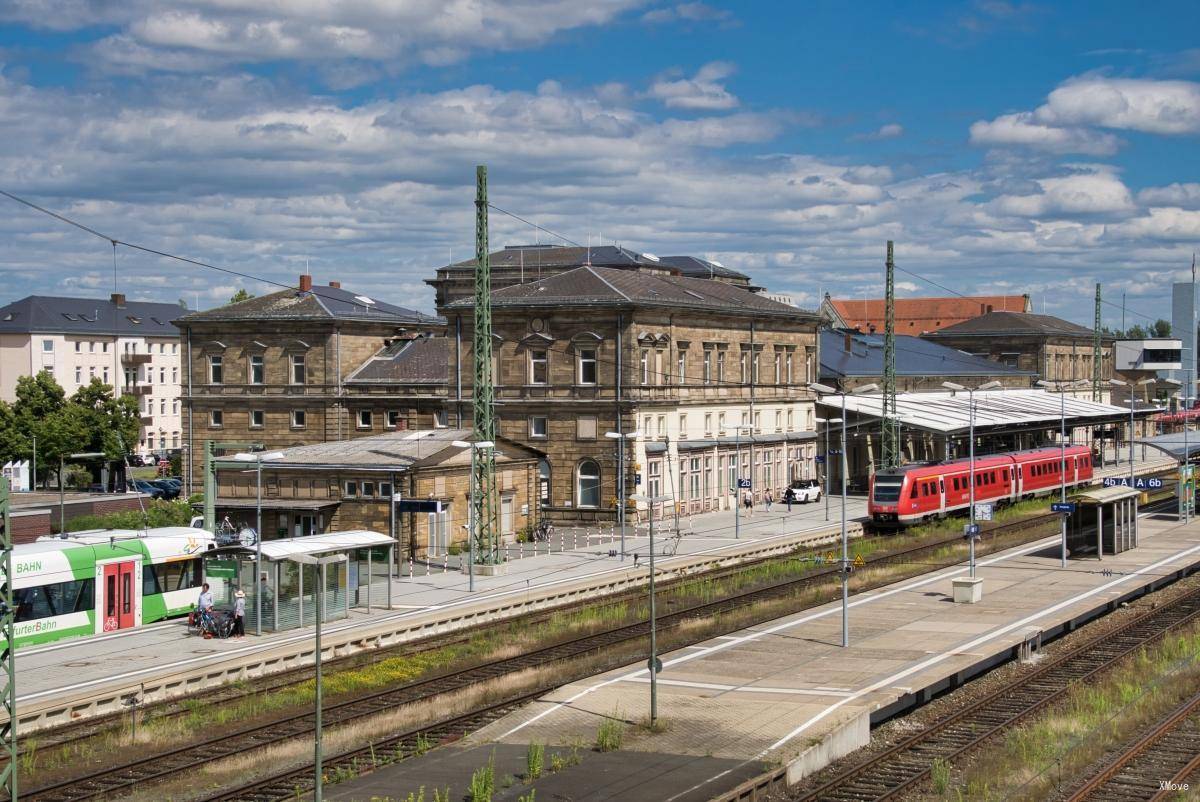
[[938, 476, 946, 514], [100, 560, 138, 632]]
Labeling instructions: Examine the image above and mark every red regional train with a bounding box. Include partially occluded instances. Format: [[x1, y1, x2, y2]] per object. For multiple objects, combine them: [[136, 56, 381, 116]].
[[868, 445, 1094, 527]]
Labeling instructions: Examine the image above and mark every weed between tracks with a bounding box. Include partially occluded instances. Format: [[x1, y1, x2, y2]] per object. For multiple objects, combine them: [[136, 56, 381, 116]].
[[24, 506, 1055, 795], [913, 618, 1200, 802]]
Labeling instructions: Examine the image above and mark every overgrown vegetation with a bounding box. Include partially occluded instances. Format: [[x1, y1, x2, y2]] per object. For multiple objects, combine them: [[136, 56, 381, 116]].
[[467, 751, 495, 802], [595, 715, 625, 752], [65, 499, 195, 532], [525, 741, 544, 780]]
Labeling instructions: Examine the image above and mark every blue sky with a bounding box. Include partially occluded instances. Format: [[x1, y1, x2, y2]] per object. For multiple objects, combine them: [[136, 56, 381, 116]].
[[0, 1, 1198, 328]]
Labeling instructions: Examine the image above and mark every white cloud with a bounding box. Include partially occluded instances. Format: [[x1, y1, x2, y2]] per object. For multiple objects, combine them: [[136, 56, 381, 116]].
[[1038, 78, 1200, 135], [647, 61, 739, 110], [2, 0, 648, 73], [969, 112, 1120, 155], [853, 122, 904, 141], [642, 2, 733, 24], [1137, 183, 1200, 209], [989, 170, 1135, 217]]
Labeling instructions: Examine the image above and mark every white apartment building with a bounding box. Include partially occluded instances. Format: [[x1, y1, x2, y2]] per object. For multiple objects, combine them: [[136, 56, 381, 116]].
[[0, 293, 184, 454]]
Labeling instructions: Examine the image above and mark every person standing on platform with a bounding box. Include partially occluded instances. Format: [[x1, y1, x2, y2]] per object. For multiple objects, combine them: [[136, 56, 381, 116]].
[[742, 489, 754, 517], [232, 587, 246, 639], [784, 486, 795, 512], [765, 490, 774, 512], [197, 582, 213, 613]]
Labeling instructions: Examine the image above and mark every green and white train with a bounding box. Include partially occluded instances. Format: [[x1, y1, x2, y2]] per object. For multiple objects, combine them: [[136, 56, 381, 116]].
[[8, 527, 216, 648]]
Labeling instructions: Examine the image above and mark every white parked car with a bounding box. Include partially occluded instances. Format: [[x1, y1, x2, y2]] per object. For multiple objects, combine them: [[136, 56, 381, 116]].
[[789, 478, 822, 503]]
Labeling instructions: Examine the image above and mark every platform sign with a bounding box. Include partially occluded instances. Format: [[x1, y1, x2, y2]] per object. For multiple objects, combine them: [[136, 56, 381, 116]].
[[395, 499, 442, 513], [973, 503, 994, 522], [815, 455, 826, 464], [1102, 476, 1164, 489], [648, 656, 663, 674], [634, 473, 642, 485], [963, 523, 981, 538], [1051, 502, 1076, 514], [737, 478, 752, 489]]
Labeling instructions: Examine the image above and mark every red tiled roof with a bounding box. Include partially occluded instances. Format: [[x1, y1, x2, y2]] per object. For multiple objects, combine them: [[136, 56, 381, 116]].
[[828, 295, 1029, 334]]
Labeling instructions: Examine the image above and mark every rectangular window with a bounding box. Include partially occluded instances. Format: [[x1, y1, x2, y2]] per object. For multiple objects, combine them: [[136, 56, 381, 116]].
[[657, 414, 666, 437], [249, 409, 264, 428], [655, 350, 664, 385], [718, 412, 726, 433], [740, 352, 749, 383], [677, 352, 686, 384], [172, 367, 178, 383], [159, 398, 165, 414], [250, 355, 264, 384], [434, 409, 448, 427], [577, 416, 597, 440], [291, 409, 307, 429], [209, 355, 223, 384], [774, 354, 782, 384], [704, 413, 712, 436], [530, 415, 548, 438], [209, 409, 223, 428], [159, 367, 165, 383], [752, 352, 761, 384], [42, 339, 53, 353], [380, 482, 393, 498], [344, 480, 358, 498], [787, 409, 794, 430], [74, 341, 81, 353], [88, 341, 95, 353], [578, 349, 597, 385], [386, 410, 400, 429], [362, 481, 376, 498], [775, 410, 782, 431], [717, 350, 726, 383], [679, 413, 687, 436], [172, 400, 178, 414], [640, 350, 650, 384], [290, 354, 306, 384], [75, 367, 82, 383], [703, 351, 712, 384], [643, 415, 652, 435], [754, 411, 761, 432], [786, 353, 793, 383], [530, 350, 548, 384], [357, 410, 372, 429]]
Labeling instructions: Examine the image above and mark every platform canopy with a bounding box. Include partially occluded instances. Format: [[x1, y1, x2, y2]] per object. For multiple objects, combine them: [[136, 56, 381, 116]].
[[1132, 432, 1200, 463], [248, 530, 394, 561], [819, 389, 1151, 435]]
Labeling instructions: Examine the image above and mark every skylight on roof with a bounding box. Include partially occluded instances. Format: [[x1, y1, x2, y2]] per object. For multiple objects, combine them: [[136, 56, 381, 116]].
[[1, 314, 11, 321], [643, 252, 660, 262], [684, 290, 704, 300], [710, 260, 726, 268], [127, 316, 141, 324], [354, 295, 376, 306], [62, 313, 77, 321], [150, 317, 163, 325]]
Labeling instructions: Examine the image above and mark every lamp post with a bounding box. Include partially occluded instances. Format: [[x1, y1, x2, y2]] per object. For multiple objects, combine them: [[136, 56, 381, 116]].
[[1112, 377, 1155, 486], [604, 430, 641, 560], [1038, 380, 1087, 567], [232, 451, 285, 635], [61, 452, 105, 533], [810, 382, 876, 647], [732, 425, 753, 539], [631, 492, 671, 725], [287, 552, 347, 802], [815, 417, 842, 522], [452, 440, 495, 591], [943, 381, 1003, 578]]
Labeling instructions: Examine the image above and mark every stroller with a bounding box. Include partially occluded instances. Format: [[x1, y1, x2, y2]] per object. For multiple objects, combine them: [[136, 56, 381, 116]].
[[190, 607, 236, 639]]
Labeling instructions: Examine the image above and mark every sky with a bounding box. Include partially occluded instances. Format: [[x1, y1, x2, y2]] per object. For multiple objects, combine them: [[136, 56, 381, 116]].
[[0, 1, 1198, 328]]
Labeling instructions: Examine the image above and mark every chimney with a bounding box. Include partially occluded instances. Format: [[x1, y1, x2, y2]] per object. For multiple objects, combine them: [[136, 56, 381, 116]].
[[299, 274, 313, 293], [110, 292, 126, 308], [328, 280, 341, 289], [844, 332, 852, 353]]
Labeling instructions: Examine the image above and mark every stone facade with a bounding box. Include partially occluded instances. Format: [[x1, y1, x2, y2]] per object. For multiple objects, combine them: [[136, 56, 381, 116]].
[[444, 266, 822, 522]]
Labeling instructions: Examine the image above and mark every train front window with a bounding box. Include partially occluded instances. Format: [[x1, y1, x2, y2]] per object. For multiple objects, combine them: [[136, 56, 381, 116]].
[[873, 478, 903, 502]]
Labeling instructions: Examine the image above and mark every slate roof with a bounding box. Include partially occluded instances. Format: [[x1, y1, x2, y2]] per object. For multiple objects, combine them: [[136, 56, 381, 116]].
[[926, 311, 1099, 339], [654, 255, 750, 281], [820, 329, 1035, 380], [439, 244, 666, 273], [246, 428, 538, 470], [177, 284, 442, 326], [345, 336, 449, 384], [827, 294, 1029, 334], [0, 295, 183, 337], [447, 266, 815, 319]]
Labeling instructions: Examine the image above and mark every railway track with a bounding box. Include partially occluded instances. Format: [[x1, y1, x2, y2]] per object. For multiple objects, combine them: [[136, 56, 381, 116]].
[[787, 583, 1200, 802], [1063, 688, 1200, 802], [24, 511, 1059, 801]]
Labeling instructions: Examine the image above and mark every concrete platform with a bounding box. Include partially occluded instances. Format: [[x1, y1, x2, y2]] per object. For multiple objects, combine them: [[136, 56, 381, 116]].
[[407, 507, 1200, 802]]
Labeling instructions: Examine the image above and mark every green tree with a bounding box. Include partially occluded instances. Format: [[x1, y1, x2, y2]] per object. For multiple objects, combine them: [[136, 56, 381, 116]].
[[229, 288, 255, 304], [1151, 319, 1171, 337], [0, 401, 25, 465], [71, 379, 140, 459]]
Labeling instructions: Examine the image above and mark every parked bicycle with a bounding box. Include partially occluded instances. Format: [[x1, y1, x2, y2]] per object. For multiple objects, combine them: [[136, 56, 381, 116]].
[[533, 519, 554, 542]]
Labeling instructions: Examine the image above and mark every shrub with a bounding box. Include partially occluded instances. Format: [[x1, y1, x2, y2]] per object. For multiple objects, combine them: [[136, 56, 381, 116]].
[[595, 717, 624, 752], [525, 742, 545, 780], [467, 752, 495, 802], [64, 499, 195, 532]]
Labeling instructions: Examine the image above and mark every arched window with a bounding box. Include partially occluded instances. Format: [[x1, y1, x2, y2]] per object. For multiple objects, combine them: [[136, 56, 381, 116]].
[[576, 459, 601, 508]]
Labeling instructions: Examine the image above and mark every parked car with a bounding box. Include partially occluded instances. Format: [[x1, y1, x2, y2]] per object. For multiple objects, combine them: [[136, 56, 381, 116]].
[[789, 478, 822, 503], [148, 479, 180, 500], [130, 479, 165, 500]]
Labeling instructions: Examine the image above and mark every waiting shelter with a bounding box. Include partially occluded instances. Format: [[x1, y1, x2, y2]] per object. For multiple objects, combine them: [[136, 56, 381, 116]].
[[203, 530, 394, 632], [1065, 486, 1140, 558]]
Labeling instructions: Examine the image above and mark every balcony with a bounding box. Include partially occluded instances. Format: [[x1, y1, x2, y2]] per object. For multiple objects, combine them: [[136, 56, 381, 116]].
[[121, 352, 152, 365], [122, 384, 152, 396], [139, 412, 153, 424]]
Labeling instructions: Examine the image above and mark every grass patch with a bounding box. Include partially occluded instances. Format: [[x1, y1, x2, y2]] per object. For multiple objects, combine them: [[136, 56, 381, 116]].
[[467, 751, 495, 802], [525, 741, 545, 780], [595, 715, 625, 752]]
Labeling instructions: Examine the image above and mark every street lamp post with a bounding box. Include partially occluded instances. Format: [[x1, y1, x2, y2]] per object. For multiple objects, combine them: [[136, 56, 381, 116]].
[[287, 552, 347, 802], [632, 492, 671, 725], [233, 451, 285, 635], [815, 417, 841, 523], [452, 440, 495, 592], [732, 425, 753, 539], [810, 382, 876, 648], [943, 381, 1003, 578], [1038, 380, 1086, 567], [604, 430, 641, 560]]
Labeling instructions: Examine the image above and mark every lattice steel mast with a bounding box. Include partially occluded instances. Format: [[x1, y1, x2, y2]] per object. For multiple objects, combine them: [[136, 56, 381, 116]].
[[471, 165, 499, 565], [1093, 282, 1102, 402], [881, 240, 900, 468], [0, 477, 14, 802]]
